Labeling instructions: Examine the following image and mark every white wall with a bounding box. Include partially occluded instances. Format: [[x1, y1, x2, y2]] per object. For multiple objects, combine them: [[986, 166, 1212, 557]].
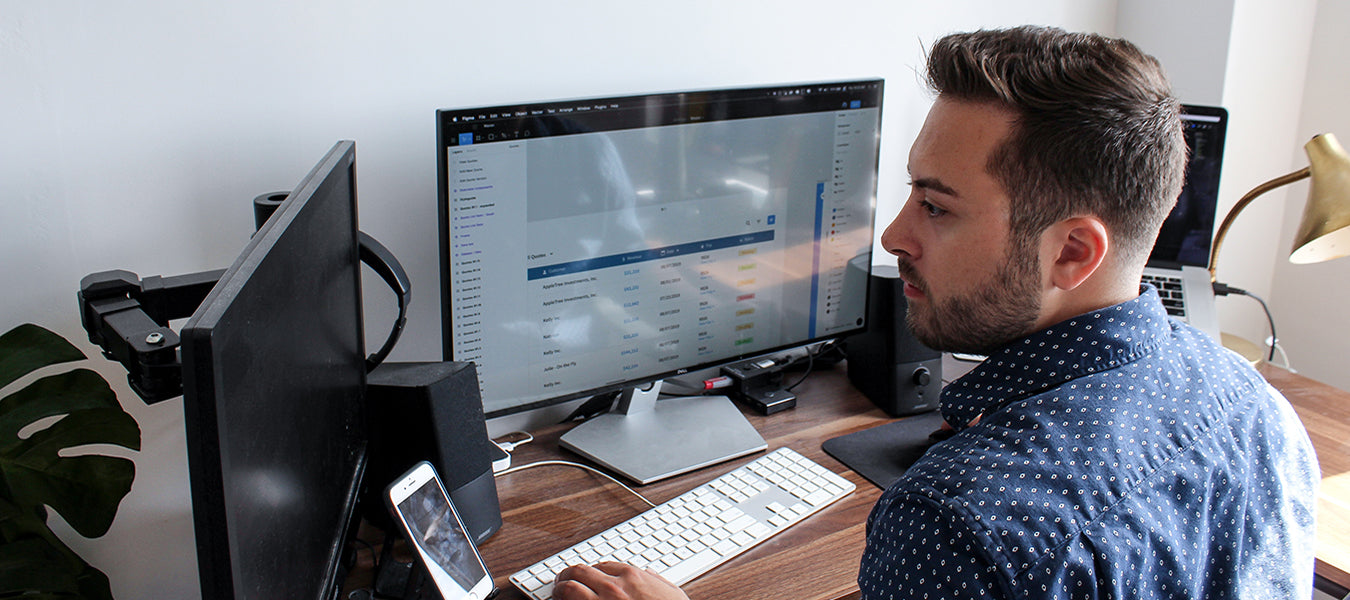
[[1116, 0, 1234, 105], [1120, 0, 1340, 388], [1271, 0, 1350, 389], [1, 2, 1118, 597], [1213, 0, 1320, 357]]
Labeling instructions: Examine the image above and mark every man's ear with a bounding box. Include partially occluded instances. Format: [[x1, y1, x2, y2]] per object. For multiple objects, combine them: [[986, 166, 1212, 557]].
[[1043, 217, 1109, 291]]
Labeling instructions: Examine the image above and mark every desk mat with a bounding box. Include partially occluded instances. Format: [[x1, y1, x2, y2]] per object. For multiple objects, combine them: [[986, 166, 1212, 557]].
[[821, 410, 946, 490]]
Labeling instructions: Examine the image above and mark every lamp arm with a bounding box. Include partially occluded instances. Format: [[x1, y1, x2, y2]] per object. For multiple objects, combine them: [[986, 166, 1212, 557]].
[[1207, 167, 1311, 282]]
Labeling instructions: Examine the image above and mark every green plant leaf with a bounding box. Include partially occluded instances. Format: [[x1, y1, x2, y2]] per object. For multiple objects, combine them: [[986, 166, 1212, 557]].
[[0, 536, 83, 595], [0, 535, 114, 600], [1, 371, 138, 539], [0, 324, 86, 392], [0, 497, 113, 600], [5, 422, 137, 539], [0, 324, 136, 599], [0, 369, 127, 445]]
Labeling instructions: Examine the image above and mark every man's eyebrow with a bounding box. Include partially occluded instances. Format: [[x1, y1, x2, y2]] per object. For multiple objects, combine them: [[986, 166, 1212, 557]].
[[911, 177, 959, 198]]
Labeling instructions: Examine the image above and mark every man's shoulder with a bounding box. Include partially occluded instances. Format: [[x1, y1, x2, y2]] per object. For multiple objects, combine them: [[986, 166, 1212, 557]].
[[888, 337, 1274, 557], [1128, 320, 1271, 400], [870, 313, 1317, 598]]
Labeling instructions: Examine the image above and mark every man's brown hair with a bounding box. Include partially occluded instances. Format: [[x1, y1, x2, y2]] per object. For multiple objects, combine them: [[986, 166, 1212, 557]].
[[926, 26, 1188, 264]]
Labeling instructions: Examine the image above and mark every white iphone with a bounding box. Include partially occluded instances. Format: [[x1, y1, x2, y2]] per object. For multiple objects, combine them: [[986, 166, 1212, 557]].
[[386, 461, 495, 600]]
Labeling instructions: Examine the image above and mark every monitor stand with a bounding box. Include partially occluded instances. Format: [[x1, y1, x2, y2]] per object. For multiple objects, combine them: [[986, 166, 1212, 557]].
[[558, 382, 767, 485]]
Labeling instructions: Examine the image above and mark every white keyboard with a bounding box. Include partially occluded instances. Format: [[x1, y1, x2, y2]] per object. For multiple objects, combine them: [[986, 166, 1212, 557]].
[[509, 448, 854, 600]]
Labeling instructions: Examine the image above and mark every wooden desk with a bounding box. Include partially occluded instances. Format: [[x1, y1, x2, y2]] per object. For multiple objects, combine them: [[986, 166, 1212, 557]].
[[479, 362, 886, 600], [1259, 364, 1350, 592], [473, 362, 1350, 599]]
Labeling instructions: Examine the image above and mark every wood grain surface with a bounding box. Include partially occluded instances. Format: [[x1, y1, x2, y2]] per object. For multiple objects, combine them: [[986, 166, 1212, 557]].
[[353, 360, 1350, 598]]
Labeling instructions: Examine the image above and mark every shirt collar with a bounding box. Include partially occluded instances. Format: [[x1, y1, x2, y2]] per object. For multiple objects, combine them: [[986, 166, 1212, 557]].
[[939, 285, 1172, 430]]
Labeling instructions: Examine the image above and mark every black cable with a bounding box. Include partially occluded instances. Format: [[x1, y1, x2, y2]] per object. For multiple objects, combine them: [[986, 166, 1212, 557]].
[[784, 350, 815, 391], [785, 342, 834, 392], [348, 537, 379, 572], [1213, 282, 1278, 362], [560, 390, 620, 423]]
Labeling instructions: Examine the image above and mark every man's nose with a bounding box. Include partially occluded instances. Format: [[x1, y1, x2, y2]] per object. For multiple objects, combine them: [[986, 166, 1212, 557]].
[[880, 201, 918, 259]]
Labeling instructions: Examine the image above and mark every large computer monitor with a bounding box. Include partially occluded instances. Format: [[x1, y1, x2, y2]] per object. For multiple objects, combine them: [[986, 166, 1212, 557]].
[[180, 141, 368, 599], [437, 81, 883, 483]]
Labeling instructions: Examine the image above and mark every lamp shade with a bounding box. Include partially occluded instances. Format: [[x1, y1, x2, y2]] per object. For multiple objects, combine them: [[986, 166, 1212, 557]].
[[1289, 133, 1350, 264]]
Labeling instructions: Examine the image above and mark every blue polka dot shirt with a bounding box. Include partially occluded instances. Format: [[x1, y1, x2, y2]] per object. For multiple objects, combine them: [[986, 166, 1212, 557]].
[[858, 286, 1319, 599]]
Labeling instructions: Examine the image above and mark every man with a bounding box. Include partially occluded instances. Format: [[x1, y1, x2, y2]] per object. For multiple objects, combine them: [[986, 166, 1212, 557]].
[[554, 26, 1318, 600]]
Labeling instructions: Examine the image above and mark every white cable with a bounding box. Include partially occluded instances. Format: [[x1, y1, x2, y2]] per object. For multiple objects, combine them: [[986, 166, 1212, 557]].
[[492, 431, 535, 452], [494, 460, 656, 508], [1265, 337, 1295, 371]]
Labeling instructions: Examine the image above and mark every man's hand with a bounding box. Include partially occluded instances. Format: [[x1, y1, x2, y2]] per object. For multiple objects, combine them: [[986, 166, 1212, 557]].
[[552, 562, 691, 600]]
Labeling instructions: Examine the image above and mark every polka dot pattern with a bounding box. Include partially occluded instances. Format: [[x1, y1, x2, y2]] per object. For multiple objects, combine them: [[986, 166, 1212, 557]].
[[858, 286, 1319, 599]]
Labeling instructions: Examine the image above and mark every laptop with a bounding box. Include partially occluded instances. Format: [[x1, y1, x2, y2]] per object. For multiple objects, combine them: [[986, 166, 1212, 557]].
[[1141, 104, 1228, 340]]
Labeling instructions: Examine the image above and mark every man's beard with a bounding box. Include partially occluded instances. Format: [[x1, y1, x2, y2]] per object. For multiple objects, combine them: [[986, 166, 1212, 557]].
[[895, 238, 1042, 356]]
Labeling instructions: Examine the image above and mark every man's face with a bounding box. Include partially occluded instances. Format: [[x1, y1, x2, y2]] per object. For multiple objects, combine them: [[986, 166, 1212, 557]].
[[880, 97, 1043, 355]]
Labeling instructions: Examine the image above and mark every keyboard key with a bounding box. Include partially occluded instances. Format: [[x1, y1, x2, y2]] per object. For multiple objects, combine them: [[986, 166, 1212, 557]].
[[655, 548, 722, 583]]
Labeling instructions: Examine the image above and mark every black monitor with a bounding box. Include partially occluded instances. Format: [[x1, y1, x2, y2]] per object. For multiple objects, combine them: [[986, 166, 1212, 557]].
[[437, 81, 883, 483], [180, 141, 368, 599]]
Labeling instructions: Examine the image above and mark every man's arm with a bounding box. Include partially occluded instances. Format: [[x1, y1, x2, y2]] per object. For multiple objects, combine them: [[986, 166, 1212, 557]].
[[860, 490, 1008, 599]]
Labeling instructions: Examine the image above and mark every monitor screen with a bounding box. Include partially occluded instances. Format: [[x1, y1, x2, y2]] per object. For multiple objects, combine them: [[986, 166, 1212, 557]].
[[180, 141, 367, 600], [437, 80, 883, 419], [1151, 104, 1228, 268]]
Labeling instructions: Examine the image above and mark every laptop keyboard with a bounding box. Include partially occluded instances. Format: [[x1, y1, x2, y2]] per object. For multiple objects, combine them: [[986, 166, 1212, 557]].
[[1141, 273, 1186, 317]]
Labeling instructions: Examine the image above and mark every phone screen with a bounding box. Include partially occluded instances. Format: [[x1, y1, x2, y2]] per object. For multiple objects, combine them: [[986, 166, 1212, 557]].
[[395, 474, 490, 597]]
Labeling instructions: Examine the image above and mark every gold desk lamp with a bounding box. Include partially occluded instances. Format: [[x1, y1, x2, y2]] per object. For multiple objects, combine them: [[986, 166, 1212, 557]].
[[1206, 133, 1350, 362]]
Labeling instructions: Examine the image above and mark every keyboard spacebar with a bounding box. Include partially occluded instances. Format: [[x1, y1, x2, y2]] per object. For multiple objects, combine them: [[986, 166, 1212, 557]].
[[652, 548, 725, 585]]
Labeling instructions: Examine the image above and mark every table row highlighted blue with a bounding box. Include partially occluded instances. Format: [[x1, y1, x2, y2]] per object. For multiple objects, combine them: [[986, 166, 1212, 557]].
[[528, 230, 776, 281]]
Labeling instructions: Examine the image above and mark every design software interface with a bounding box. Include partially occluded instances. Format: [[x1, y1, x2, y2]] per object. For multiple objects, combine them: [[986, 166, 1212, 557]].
[[439, 81, 882, 415]]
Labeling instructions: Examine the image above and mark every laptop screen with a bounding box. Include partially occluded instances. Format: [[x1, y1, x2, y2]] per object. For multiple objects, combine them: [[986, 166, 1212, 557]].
[[1150, 104, 1228, 269]]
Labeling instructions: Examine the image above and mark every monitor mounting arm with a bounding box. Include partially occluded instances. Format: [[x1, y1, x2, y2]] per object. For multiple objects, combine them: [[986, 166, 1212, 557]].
[[78, 268, 225, 404], [77, 190, 410, 404]]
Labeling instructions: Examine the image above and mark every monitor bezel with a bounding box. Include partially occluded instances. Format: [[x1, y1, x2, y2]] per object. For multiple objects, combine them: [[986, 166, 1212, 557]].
[[180, 140, 367, 600]]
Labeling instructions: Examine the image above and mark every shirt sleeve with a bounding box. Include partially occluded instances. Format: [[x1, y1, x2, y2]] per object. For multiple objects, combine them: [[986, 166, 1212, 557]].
[[859, 488, 1010, 600]]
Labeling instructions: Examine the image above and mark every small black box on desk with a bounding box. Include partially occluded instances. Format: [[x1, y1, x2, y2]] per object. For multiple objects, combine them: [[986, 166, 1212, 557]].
[[844, 265, 943, 416], [366, 361, 501, 545]]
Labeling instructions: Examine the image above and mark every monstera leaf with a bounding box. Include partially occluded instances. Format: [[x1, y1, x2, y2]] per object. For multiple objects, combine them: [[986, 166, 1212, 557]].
[[0, 324, 140, 600]]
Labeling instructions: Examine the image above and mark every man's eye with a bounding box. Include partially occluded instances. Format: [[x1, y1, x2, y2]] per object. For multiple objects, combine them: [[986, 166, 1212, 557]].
[[920, 200, 947, 218]]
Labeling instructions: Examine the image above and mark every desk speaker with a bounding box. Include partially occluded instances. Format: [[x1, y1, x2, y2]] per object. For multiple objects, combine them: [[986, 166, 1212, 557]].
[[845, 265, 942, 416], [367, 361, 501, 544]]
